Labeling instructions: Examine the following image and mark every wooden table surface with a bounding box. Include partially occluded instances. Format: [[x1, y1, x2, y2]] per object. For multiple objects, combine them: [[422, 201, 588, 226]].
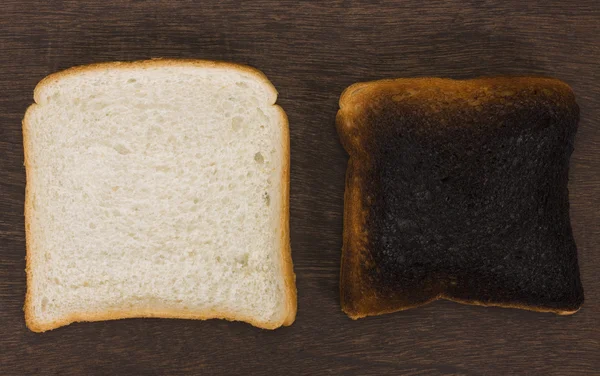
[[1, 1, 599, 375]]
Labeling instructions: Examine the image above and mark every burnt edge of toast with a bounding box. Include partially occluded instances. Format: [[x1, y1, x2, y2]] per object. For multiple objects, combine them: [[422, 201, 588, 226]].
[[337, 77, 583, 318]]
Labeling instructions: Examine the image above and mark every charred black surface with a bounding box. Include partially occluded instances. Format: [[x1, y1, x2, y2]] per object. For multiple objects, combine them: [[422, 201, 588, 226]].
[[360, 84, 583, 311]]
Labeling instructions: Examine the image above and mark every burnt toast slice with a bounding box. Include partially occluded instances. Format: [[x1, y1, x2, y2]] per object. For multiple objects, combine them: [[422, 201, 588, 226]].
[[337, 77, 583, 319]]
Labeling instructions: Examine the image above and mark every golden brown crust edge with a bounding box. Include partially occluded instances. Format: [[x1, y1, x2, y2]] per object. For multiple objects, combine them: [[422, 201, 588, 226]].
[[31, 58, 280, 103], [23, 59, 296, 332], [275, 105, 298, 327], [336, 76, 580, 320], [23, 104, 37, 331]]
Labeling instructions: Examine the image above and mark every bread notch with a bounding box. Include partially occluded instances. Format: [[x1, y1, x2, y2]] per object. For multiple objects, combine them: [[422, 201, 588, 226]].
[[23, 59, 296, 332], [337, 77, 583, 319]]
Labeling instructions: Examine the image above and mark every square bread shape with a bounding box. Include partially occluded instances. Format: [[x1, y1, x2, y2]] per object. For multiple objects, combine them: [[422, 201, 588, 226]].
[[24, 60, 296, 332], [337, 77, 583, 318]]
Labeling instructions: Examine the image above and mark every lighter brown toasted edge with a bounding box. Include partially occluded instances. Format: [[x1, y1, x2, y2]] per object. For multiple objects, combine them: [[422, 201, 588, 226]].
[[339, 76, 575, 105], [23, 59, 296, 332], [339, 159, 359, 317], [345, 294, 580, 320], [337, 76, 576, 137], [339, 157, 383, 319], [337, 88, 379, 318]]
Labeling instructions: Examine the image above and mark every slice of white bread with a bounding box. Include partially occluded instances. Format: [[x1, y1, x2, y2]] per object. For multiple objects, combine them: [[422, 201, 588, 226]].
[[23, 59, 296, 332]]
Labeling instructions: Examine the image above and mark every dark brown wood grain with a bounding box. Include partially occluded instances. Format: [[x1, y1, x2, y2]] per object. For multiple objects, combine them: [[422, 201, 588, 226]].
[[1, 1, 599, 375]]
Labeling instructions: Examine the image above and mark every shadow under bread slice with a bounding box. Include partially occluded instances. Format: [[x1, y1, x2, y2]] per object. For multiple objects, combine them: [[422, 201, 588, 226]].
[[337, 77, 583, 319]]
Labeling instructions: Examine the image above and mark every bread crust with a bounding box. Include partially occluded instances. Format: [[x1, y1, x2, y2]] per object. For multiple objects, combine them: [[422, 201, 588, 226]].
[[275, 105, 298, 326], [337, 77, 582, 319], [23, 59, 296, 332]]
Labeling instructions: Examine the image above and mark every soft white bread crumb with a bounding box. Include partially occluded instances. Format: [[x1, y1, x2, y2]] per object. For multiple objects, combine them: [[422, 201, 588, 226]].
[[23, 59, 296, 332]]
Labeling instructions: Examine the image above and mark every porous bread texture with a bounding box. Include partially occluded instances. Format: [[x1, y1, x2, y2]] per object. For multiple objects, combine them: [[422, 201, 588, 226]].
[[23, 60, 296, 332]]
